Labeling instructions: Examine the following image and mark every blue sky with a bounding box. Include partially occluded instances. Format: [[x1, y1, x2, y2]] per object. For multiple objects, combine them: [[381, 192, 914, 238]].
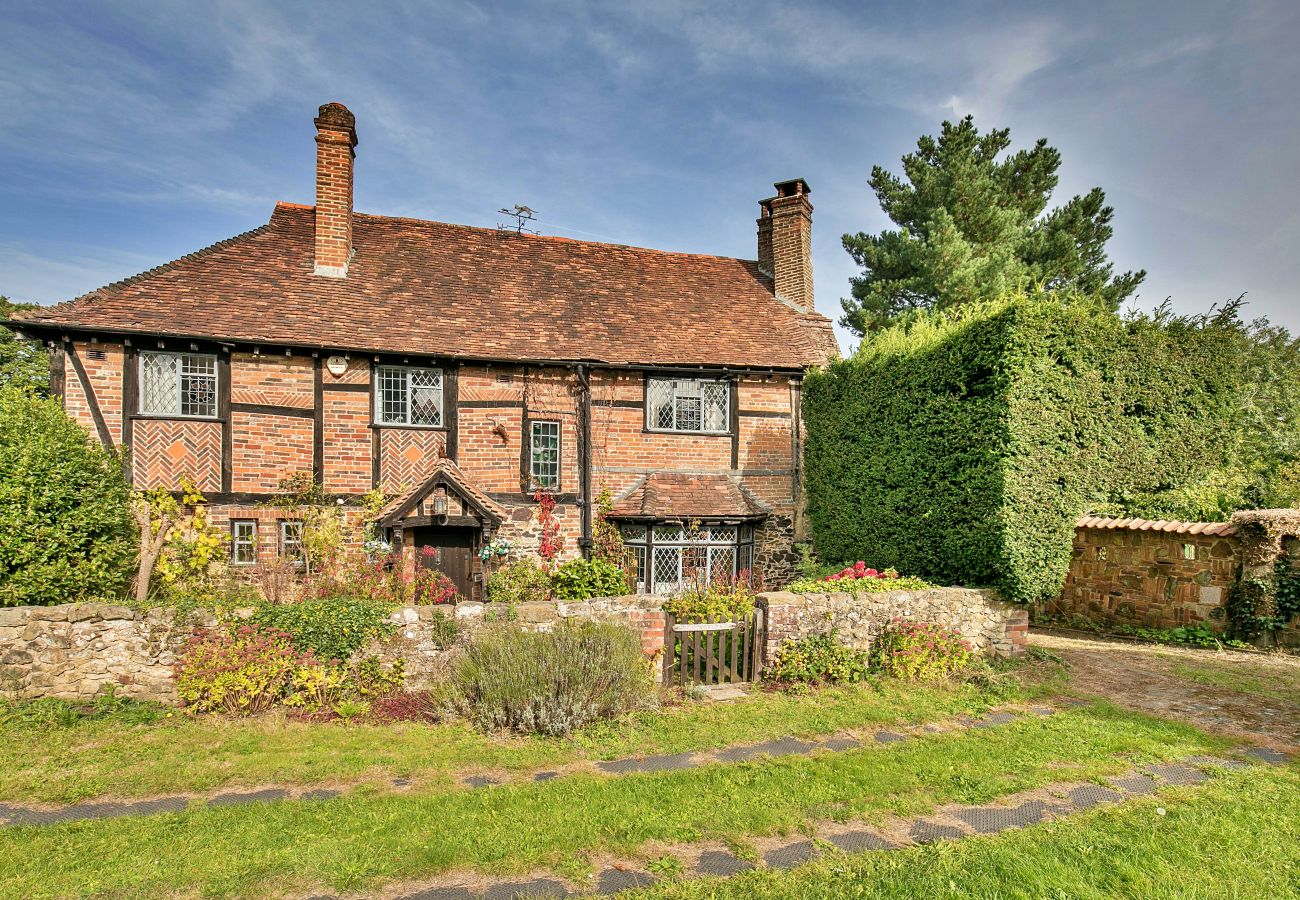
[[2, 0, 1297, 350]]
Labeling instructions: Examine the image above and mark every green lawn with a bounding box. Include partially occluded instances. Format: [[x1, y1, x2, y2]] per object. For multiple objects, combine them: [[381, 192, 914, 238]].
[[638, 763, 1300, 899], [0, 672, 1061, 804], [1164, 654, 1300, 707], [0, 704, 1230, 899]]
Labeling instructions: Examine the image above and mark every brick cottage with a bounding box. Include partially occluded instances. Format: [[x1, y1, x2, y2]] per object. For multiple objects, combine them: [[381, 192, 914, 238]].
[[9, 103, 838, 600]]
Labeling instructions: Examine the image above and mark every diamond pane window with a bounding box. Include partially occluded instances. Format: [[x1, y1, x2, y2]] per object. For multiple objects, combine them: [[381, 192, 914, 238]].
[[231, 520, 257, 566], [620, 525, 647, 543], [376, 366, 443, 426], [654, 547, 682, 592], [627, 545, 647, 592], [529, 421, 561, 490], [140, 351, 216, 417], [654, 524, 683, 542], [645, 376, 730, 433], [626, 519, 759, 595]]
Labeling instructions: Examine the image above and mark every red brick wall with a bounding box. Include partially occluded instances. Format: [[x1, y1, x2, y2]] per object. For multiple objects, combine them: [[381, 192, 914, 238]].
[[1052, 527, 1240, 630], [131, 418, 222, 492], [64, 341, 124, 445]]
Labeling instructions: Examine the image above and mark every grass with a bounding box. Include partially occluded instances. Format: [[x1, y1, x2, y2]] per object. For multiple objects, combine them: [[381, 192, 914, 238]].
[[0, 669, 1060, 804], [635, 763, 1300, 899], [1164, 655, 1300, 706], [0, 703, 1231, 899]]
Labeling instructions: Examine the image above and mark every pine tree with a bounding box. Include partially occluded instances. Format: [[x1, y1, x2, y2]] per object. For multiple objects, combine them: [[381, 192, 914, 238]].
[[840, 117, 1145, 335]]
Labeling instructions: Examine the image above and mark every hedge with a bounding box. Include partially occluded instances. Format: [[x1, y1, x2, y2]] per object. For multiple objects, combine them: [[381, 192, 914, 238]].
[[802, 294, 1243, 603], [0, 388, 137, 606]]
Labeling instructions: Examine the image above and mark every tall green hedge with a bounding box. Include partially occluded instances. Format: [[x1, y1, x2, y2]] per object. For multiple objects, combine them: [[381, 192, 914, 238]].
[[802, 295, 1244, 602], [0, 388, 137, 606]]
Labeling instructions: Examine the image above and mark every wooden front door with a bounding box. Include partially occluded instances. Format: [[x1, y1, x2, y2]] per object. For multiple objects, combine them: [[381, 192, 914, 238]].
[[412, 526, 476, 600]]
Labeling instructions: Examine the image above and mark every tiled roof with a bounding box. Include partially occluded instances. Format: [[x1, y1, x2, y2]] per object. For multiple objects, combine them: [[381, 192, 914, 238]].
[[1075, 515, 1238, 537], [610, 473, 769, 520], [19, 203, 838, 370]]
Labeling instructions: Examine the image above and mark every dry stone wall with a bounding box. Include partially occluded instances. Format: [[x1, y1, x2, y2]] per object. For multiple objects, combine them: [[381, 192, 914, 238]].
[[760, 588, 1027, 662], [1, 588, 1023, 703]]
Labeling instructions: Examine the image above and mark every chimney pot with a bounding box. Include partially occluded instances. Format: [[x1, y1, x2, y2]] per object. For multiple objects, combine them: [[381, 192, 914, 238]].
[[313, 102, 357, 278], [757, 178, 813, 313]]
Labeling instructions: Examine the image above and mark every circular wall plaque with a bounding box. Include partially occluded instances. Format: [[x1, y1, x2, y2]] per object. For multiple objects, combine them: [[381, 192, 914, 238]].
[[325, 355, 348, 377]]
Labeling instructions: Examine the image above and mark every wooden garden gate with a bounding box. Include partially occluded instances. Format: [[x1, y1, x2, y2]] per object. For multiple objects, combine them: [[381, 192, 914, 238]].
[[662, 604, 766, 686]]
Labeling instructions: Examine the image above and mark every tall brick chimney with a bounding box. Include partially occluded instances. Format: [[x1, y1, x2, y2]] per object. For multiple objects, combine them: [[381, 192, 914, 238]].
[[757, 178, 813, 312], [313, 102, 358, 278]]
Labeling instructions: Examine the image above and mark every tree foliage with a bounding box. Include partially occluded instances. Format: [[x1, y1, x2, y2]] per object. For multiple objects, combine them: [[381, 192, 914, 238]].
[[840, 117, 1145, 335], [803, 293, 1246, 603], [0, 388, 136, 605], [0, 296, 48, 396]]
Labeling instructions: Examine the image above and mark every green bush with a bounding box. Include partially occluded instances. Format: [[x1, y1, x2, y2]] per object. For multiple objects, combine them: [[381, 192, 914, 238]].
[[450, 621, 652, 735], [0, 388, 136, 606], [765, 633, 868, 686], [662, 577, 755, 623], [250, 596, 397, 663], [487, 557, 552, 604], [802, 293, 1244, 603], [551, 557, 629, 601], [174, 625, 311, 714], [870, 619, 975, 681]]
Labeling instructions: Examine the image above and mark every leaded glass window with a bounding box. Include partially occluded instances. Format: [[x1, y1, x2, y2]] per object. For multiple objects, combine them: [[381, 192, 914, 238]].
[[645, 376, 730, 433], [231, 520, 257, 566], [529, 421, 560, 490], [139, 351, 217, 418], [620, 521, 756, 595], [376, 365, 443, 426]]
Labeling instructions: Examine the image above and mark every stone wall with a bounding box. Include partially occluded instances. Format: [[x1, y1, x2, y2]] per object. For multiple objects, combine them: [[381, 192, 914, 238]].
[[759, 587, 1028, 661], [1053, 525, 1239, 631], [0, 596, 667, 703], [1, 588, 1024, 703]]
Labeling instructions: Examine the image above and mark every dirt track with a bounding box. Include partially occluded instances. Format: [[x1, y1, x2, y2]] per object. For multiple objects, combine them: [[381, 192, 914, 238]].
[[1031, 630, 1300, 751]]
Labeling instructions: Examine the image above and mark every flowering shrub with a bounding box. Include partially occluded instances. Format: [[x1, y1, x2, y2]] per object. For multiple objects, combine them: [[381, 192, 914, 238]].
[[870, 618, 975, 681], [662, 571, 757, 623], [551, 557, 629, 601], [303, 551, 410, 606], [534, 489, 562, 569], [786, 561, 934, 594], [413, 561, 460, 605], [174, 625, 314, 714], [487, 557, 552, 604], [370, 690, 444, 723], [765, 633, 868, 686]]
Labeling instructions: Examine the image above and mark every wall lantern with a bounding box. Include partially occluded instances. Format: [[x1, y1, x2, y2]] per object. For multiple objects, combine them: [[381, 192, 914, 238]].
[[431, 494, 449, 517]]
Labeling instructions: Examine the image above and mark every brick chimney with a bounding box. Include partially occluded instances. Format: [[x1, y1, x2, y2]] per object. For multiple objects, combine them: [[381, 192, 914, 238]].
[[756, 178, 813, 312], [313, 102, 358, 278]]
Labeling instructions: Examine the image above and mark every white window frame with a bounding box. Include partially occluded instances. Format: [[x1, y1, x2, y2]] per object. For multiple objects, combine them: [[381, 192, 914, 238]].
[[645, 376, 731, 434], [280, 520, 305, 566], [621, 523, 754, 596], [138, 350, 219, 418], [374, 365, 444, 427], [231, 520, 257, 566], [529, 420, 561, 491]]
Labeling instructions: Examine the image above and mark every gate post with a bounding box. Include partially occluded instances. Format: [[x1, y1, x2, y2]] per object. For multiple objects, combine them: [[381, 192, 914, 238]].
[[662, 611, 677, 686]]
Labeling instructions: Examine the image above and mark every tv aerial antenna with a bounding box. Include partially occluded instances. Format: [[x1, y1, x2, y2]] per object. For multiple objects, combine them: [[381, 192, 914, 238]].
[[497, 204, 539, 235]]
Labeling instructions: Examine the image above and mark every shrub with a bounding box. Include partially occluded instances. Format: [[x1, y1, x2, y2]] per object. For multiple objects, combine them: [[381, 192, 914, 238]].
[[869, 619, 975, 681], [174, 625, 314, 714], [765, 633, 868, 686], [370, 689, 446, 723], [551, 557, 629, 601], [450, 621, 652, 735], [802, 293, 1245, 603], [786, 561, 934, 594], [303, 551, 411, 606], [250, 595, 397, 663], [487, 557, 552, 604], [413, 565, 460, 605], [662, 573, 757, 623], [0, 388, 136, 606]]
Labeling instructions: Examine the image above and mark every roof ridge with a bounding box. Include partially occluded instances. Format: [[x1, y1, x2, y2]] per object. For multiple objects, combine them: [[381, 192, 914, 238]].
[[335, 206, 767, 267], [29, 220, 275, 315]]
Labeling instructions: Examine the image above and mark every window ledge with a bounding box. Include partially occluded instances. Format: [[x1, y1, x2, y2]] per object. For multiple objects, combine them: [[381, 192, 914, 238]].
[[642, 428, 732, 437], [130, 414, 221, 423], [371, 423, 448, 431]]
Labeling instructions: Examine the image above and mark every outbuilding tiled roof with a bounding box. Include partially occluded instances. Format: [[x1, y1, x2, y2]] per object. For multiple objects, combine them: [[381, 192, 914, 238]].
[[18, 203, 838, 370], [375, 458, 506, 526], [610, 473, 769, 520], [1075, 515, 1238, 537]]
